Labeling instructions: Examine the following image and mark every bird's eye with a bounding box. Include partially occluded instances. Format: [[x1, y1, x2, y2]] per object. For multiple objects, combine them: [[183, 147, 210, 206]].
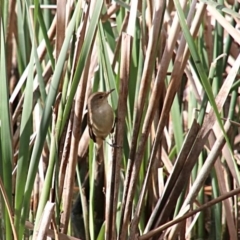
[[99, 95, 103, 99]]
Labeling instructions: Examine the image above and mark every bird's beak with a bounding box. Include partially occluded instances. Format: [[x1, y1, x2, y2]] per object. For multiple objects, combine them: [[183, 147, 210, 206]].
[[106, 89, 115, 96]]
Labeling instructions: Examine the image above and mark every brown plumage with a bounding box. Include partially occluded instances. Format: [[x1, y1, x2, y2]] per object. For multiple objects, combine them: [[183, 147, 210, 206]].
[[87, 89, 115, 147]]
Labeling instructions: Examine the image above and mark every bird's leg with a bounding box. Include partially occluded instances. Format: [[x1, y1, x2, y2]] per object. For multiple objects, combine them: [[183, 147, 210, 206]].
[[106, 140, 122, 148]]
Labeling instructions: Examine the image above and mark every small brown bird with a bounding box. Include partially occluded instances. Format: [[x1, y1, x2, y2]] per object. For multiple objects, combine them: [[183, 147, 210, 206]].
[[87, 89, 115, 147]]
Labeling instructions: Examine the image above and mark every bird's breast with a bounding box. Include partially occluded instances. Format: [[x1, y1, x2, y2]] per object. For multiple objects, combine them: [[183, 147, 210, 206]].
[[91, 103, 114, 138]]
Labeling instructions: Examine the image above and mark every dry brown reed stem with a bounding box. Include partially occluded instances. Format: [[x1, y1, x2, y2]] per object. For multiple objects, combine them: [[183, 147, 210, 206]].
[[139, 186, 240, 240], [0, 176, 17, 240], [119, 2, 164, 239], [56, 0, 66, 61], [206, 4, 240, 44], [101, 3, 120, 22], [77, 127, 90, 160], [12, 60, 53, 158], [83, 45, 99, 104], [128, 0, 188, 236], [59, 0, 93, 232], [10, 15, 56, 104], [60, 49, 93, 233], [11, 43, 55, 134], [79, 183, 90, 240], [105, 149, 115, 240], [146, 119, 201, 230], [55, 0, 67, 91], [70, 2, 90, 80], [25, 220, 80, 240], [222, 134, 240, 187], [143, 0, 206, 233], [59, 107, 74, 200], [33, 173, 40, 213], [183, 121, 231, 211], [60, 6, 95, 231], [33, 202, 55, 240], [107, 33, 131, 240], [6, 0, 16, 79], [111, 13, 129, 69], [168, 120, 232, 238], [214, 159, 237, 240], [148, 27, 238, 236], [107, 0, 138, 238]]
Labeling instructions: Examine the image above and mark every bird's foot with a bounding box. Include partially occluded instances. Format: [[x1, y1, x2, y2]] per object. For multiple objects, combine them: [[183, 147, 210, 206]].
[[106, 141, 122, 148]]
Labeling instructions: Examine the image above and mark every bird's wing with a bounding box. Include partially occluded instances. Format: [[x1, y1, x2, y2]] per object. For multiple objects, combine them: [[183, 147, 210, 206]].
[[87, 113, 97, 143]]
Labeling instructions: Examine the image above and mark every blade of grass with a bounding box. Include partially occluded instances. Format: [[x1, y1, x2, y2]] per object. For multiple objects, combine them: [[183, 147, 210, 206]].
[[60, 0, 104, 135], [98, 21, 118, 108], [33, 108, 57, 235], [200, 0, 240, 19], [173, 0, 234, 172], [0, 16, 13, 240], [60, 0, 104, 232], [89, 141, 95, 239], [21, 1, 80, 229], [37, 3, 55, 68], [140, 187, 240, 240], [14, 49, 34, 238], [0, 177, 17, 240], [119, 2, 164, 237]]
